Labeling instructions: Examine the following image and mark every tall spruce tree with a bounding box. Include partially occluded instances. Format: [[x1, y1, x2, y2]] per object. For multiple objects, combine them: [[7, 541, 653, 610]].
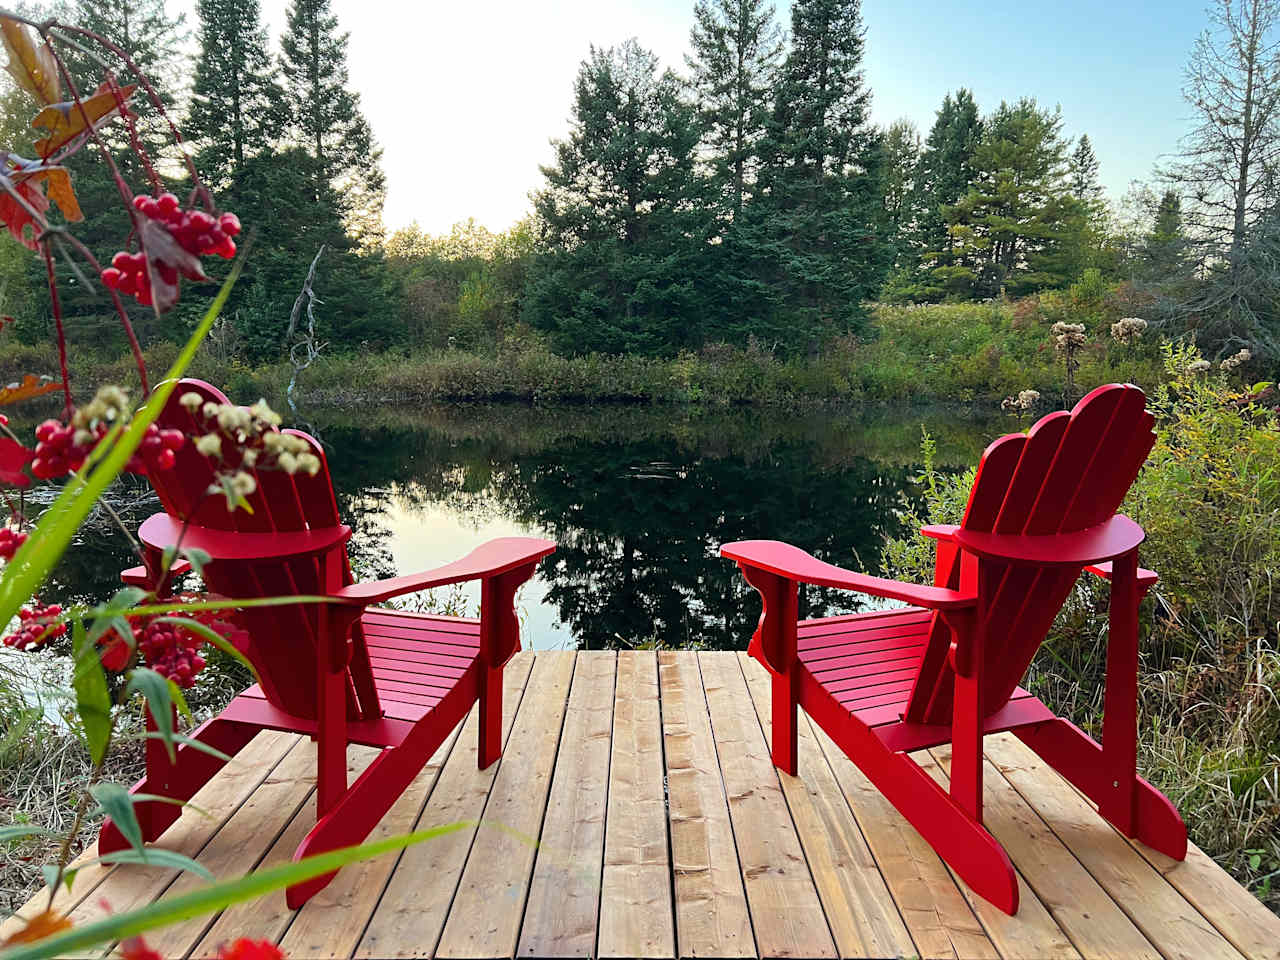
[[278, 0, 384, 243], [686, 0, 783, 219], [752, 0, 891, 339], [939, 98, 1074, 297], [905, 88, 982, 298], [525, 40, 706, 355], [1070, 134, 1103, 203], [187, 0, 282, 188]]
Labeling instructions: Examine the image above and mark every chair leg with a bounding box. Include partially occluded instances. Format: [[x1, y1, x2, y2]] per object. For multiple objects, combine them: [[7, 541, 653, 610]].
[[478, 659, 503, 769], [772, 668, 798, 776], [99, 715, 258, 853], [1015, 718, 1187, 859]]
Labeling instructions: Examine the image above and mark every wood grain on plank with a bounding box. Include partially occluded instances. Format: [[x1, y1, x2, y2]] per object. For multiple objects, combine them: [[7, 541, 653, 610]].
[[914, 747, 1080, 959], [597, 651, 676, 959], [352, 651, 534, 960], [1125, 836, 1280, 960], [737, 653, 916, 959], [927, 743, 1159, 960], [985, 732, 1248, 960], [698, 652, 836, 960], [807, 720, 998, 960], [137, 737, 318, 958], [279, 725, 463, 960], [662, 651, 754, 959], [436, 651, 577, 960], [518, 651, 616, 959]]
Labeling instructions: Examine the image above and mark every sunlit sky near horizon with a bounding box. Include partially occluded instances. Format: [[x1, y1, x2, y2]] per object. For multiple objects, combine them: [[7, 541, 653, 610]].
[[167, 0, 1208, 236]]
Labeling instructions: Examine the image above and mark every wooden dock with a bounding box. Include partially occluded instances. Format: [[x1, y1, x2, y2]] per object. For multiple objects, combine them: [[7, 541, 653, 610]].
[[5, 651, 1278, 959]]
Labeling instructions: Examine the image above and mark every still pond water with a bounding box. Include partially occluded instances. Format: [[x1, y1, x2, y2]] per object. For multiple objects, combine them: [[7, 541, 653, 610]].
[[39, 403, 1000, 651]]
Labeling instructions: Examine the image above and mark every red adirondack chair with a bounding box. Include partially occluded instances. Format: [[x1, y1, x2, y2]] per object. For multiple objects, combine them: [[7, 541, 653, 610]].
[[99, 379, 555, 906], [721, 383, 1187, 914]]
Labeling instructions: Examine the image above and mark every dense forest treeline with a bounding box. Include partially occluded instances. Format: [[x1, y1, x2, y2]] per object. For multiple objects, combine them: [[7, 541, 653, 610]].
[[0, 0, 1276, 377]]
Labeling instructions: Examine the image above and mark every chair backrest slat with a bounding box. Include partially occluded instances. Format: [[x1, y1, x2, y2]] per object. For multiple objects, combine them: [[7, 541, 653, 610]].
[[904, 384, 1154, 725], [144, 379, 379, 721]]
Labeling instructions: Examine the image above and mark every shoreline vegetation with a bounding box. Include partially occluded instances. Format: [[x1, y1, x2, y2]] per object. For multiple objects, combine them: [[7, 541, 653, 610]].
[[3, 301, 1169, 410]]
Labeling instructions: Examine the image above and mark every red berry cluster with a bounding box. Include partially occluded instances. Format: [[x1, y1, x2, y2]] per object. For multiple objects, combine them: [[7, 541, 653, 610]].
[[2, 601, 66, 650], [135, 618, 208, 687], [0, 527, 26, 560], [99, 193, 241, 307], [32, 419, 183, 479]]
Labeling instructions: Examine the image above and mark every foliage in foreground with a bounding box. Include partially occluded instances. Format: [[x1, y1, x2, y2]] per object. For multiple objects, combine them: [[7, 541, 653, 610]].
[[882, 347, 1280, 908]]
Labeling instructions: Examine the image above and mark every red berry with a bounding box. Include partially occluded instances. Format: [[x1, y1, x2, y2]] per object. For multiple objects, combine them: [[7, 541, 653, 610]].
[[219, 213, 241, 236], [157, 193, 179, 215], [112, 251, 133, 271], [100, 267, 123, 289], [131, 195, 148, 211], [160, 429, 185, 450], [35, 419, 59, 444]]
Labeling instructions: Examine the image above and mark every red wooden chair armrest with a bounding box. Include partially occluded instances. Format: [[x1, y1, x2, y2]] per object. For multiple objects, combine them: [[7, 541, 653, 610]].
[[139, 514, 353, 562], [920, 523, 960, 540], [950, 515, 1145, 567], [1086, 560, 1159, 592], [331, 537, 557, 606], [720, 540, 977, 610], [121, 559, 191, 588]]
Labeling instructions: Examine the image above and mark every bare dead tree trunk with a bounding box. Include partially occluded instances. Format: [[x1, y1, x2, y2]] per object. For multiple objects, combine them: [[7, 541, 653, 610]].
[[286, 245, 327, 416]]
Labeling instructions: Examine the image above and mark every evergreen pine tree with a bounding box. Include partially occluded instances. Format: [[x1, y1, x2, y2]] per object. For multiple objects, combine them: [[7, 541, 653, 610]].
[[187, 0, 282, 188], [905, 88, 982, 298], [752, 0, 891, 340], [278, 0, 384, 244], [686, 0, 783, 219], [525, 40, 706, 354], [1070, 133, 1103, 204]]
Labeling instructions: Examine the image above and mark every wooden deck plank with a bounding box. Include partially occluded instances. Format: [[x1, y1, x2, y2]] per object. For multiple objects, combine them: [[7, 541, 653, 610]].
[[737, 653, 915, 959], [597, 651, 677, 960], [698, 652, 837, 960], [661, 652, 754, 959], [278, 726, 464, 959], [1124, 837, 1280, 960], [806, 719, 999, 959], [985, 732, 1250, 960], [926, 744, 1160, 960], [435, 651, 578, 960], [0, 730, 297, 943], [353, 651, 535, 960], [134, 737, 317, 958], [913, 748, 1081, 959], [518, 651, 617, 959], [68, 732, 303, 933]]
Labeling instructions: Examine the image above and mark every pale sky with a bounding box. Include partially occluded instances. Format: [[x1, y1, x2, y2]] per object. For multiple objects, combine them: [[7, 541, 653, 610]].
[[166, 0, 1206, 236]]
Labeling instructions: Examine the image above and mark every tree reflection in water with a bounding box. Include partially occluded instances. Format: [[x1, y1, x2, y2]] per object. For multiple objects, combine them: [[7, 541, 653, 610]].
[[31, 404, 997, 652]]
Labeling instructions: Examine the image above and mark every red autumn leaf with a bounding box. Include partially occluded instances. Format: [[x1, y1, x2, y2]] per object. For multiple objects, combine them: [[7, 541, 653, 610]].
[[0, 373, 59, 405], [0, 18, 60, 106], [32, 81, 138, 160], [0, 909, 72, 946], [0, 436, 33, 487], [7, 154, 82, 222], [0, 168, 49, 249], [140, 215, 208, 314]]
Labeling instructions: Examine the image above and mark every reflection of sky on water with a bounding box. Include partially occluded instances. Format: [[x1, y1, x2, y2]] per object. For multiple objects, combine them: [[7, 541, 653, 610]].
[[378, 497, 572, 650]]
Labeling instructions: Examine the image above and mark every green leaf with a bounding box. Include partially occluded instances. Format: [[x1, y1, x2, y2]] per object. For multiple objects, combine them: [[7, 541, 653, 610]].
[[182, 548, 211, 578], [127, 667, 176, 763], [0, 824, 52, 842], [139, 731, 231, 763], [40, 863, 58, 892], [89, 783, 143, 854], [0, 257, 244, 629], [91, 792, 209, 819], [0, 819, 473, 960], [71, 619, 112, 765], [89, 847, 214, 880], [107, 586, 147, 610], [168, 678, 193, 724]]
